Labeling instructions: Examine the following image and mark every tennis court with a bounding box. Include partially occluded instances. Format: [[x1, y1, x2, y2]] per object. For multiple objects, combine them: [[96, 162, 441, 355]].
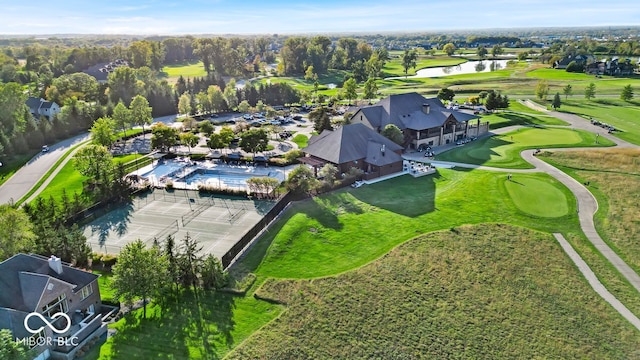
[[82, 189, 276, 259]]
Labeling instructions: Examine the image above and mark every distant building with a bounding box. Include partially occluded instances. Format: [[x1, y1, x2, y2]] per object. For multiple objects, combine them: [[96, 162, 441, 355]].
[[82, 59, 129, 84], [26, 97, 61, 120], [553, 54, 593, 69], [350, 92, 488, 150], [0, 254, 117, 360]]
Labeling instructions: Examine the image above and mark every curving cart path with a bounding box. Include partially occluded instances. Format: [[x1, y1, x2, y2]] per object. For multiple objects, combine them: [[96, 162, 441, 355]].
[[421, 102, 640, 330]]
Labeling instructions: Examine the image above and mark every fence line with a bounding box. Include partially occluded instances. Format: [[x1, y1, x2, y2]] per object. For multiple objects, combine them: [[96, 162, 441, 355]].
[[228, 208, 246, 224], [182, 202, 211, 227], [147, 219, 179, 243], [221, 191, 294, 268]]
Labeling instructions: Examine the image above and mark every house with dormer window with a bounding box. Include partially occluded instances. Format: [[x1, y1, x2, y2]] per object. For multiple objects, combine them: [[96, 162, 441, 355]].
[[0, 254, 116, 360]]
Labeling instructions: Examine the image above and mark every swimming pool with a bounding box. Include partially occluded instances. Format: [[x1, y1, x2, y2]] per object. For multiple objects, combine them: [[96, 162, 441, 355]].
[[142, 161, 188, 179], [180, 168, 274, 188], [137, 159, 289, 190]]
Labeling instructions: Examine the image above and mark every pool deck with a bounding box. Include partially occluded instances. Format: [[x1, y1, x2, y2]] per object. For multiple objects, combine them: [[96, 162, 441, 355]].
[[133, 158, 295, 190]]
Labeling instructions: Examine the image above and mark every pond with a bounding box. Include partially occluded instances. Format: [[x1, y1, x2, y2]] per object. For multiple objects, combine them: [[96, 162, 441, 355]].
[[394, 59, 511, 79]]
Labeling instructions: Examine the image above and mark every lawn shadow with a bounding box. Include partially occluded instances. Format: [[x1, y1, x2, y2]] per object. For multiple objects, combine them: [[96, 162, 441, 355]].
[[350, 173, 439, 217], [105, 290, 236, 359], [299, 197, 343, 231], [438, 136, 512, 167], [493, 112, 547, 128]]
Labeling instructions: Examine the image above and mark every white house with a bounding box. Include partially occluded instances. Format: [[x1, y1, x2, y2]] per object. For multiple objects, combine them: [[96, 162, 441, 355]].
[[26, 97, 61, 120]]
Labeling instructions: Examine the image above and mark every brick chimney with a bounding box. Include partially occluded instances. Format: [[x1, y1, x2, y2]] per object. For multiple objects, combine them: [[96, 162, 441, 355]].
[[48, 255, 63, 275], [422, 103, 430, 114]]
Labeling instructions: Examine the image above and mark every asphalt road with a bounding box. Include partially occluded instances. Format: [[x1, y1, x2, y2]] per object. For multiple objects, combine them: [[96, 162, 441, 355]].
[[0, 132, 91, 205]]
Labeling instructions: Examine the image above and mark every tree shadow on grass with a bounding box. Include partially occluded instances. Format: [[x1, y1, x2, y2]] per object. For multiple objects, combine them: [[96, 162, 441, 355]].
[[438, 136, 512, 167], [106, 291, 236, 359], [350, 173, 440, 217], [298, 197, 343, 231]]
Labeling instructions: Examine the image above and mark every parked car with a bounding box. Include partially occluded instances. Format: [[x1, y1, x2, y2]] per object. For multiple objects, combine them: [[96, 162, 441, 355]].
[[243, 114, 253, 121], [41, 145, 49, 152]]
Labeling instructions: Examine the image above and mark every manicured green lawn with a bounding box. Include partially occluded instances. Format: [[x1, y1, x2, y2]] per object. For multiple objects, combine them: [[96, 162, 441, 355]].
[[504, 174, 569, 217], [436, 127, 615, 169], [241, 170, 578, 280], [229, 224, 640, 359], [34, 158, 87, 202], [291, 134, 308, 148], [93, 269, 116, 302], [94, 293, 281, 359], [160, 61, 208, 83], [34, 153, 140, 203], [555, 99, 640, 145], [483, 110, 568, 129]]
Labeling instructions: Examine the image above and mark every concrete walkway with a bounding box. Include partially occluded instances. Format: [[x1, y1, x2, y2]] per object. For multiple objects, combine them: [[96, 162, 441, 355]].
[[429, 100, 640, 330], [553, 233, 640, 331]]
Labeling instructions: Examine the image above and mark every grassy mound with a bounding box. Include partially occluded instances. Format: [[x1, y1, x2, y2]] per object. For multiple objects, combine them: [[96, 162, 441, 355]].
[[229, 224, 640, 359], [504, 174, 569, 217], [436, 127, 615, 169], [242, 170, 577, 279]]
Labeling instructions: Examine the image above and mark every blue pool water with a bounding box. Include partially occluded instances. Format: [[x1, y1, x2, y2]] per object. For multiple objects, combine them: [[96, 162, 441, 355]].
[[180, 168, 274, 188], [142, 161, 187, 179]]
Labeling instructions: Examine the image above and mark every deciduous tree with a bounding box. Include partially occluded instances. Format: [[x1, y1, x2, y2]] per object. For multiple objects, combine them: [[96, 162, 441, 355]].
[[151, 123, 179, 152], [443, 43, 456, 56], [401, 49, 418, 77], [535, 80, 549, 100], [342, 78, 358, 104], [129, 95, 152, 136], [0, 329, 31, 360], [562, 84, 573, 99], [286, 165, 319, 195], [239, 128, 268, 155], [112, 102, 131, 138], [363, 78, 378, 102], [381, 124, 404, 145], [584, 82, 596, 100], [112, 239, 168, 319], [437, 88, 456, 102], [178, 92, 192, 116], [0, 205, 35, 261], [621, 84, 634, 101], [179, 132, 199, 153], [90, 117, 117, 148]]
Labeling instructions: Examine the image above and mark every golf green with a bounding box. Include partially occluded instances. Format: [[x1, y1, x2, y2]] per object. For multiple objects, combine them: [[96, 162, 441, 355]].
[[504, 175, 570, 217]]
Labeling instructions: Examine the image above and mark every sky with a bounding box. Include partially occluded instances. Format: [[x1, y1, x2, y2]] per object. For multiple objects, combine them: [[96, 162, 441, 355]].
[[1, 0, 640, 35]]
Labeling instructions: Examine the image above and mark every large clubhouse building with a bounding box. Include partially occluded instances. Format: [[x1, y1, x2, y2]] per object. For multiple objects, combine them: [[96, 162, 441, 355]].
[[302, 92, 489, 180], [350, 92, 489, 150]]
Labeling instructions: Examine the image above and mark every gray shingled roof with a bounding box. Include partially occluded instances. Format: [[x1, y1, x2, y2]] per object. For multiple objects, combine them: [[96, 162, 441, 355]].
[[25, 97, 42, 111], [365, 141, 403, 166], [353, 92, 478, 131], [0, 254, 98, 313], [303, 123, 403, 164]]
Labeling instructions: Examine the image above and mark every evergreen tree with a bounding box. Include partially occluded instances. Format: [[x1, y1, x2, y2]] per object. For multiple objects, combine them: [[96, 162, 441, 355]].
[[552, 92, 562, 109]]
